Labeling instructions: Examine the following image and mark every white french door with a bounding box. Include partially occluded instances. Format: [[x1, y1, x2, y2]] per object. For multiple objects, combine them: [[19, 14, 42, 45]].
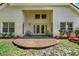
[[33, 24, 47, 35]]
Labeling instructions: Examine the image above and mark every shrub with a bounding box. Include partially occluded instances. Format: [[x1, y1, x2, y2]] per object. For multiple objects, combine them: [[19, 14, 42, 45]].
[[8, 32, 15, 37], [0, 33, 2, 37], [2, 32, 8, 37], [75, 29, 79, 37], [59, 29, 73, 38], [1, 32, 15, 38], [75, 30, 79, 35], [59, 30, 67, 36], [45, 30, 53, 37]]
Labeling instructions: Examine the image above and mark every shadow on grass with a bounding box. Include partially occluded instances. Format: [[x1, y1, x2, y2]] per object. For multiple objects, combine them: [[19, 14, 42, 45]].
[[73, 41, 79, 45]]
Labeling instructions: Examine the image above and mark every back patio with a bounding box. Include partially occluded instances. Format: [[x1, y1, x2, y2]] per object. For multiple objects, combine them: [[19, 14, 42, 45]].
[[13, 39, 59, 49]]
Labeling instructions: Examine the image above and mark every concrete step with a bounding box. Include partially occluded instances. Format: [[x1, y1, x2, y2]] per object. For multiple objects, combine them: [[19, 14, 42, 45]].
[[23, 35, 52, 39]]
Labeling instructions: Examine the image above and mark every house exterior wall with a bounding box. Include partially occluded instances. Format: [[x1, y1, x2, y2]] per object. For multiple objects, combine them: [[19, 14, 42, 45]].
[[53, 7, 79, 36], [0, 4, 79, 36], [0, 7, 24, 36]]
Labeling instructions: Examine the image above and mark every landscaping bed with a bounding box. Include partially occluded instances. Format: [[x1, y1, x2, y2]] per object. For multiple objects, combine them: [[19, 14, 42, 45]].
[[0, 39, 79, 56]]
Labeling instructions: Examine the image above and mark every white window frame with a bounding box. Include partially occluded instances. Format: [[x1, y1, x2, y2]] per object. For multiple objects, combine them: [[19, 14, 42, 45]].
[[35, 14, 47, 19], [60, 22, 73, 31], [2, 22, 15, 33]]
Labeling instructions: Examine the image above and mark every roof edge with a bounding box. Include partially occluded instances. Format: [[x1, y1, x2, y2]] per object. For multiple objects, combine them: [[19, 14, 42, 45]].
[[0, 3, 78, 12], [70, 3, 79, 9]]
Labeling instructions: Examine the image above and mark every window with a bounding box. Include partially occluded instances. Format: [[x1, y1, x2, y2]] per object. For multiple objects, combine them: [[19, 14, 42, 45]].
[[3, 22, 8, 32], [3, 22, 15, 33], [35, 14, 47, 19], [67, 22, 73, 31], [35, 14, 40, 19], [60, 22, 73, 32], [9, 22, 15, 32], [42, 14, 47, 19], [60, 22, 66, 31]]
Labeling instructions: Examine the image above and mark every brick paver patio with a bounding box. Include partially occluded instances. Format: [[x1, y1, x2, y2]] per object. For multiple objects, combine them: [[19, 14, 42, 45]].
[[13, 39, 59, 49]]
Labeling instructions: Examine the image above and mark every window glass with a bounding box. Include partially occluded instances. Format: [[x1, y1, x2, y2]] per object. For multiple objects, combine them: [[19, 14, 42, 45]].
[[9, 22, 15, 32], [67, 22, 73, 31], [22, 23, 24, 34], [37, 25, 40, 33], [35, 14, 40, 19], [3, 22, 15, 33], [3, 22, 8, 28], [60, 22, 66, 31], [34, 25, 35, 33], [60, 22, 73, 33], [3, 22, 8, 32], [41, 25, 44, 33], [42, 14, 47, 19], [9, 23, 14, 28], [3, 28, 8, 32]]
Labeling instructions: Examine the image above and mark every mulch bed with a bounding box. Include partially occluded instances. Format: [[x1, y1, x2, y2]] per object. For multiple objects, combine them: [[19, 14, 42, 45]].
[[0, 37, 20, 39]]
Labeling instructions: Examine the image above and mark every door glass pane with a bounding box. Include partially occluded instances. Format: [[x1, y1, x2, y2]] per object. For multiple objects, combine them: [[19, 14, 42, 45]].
[[41, 25, 44, 33], [34, 25, 35, 33], [22, 23, 24, 34], [37, 25, 40, 33], [45, 25, 47, 32]]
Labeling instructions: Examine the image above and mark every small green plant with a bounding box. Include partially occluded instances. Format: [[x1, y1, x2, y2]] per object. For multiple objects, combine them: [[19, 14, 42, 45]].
[[75, 29, 79, 37], [67, 30, 73, 35], [59, 30, 67, 35], [2, 32, 8, 37], [59, 29, 73, 35], [0, 33, 2, 37], [75, 30, 79, 35], [1, 32, 15, 38], [46, 30, 53, 37], [8, 32, 15, 37]]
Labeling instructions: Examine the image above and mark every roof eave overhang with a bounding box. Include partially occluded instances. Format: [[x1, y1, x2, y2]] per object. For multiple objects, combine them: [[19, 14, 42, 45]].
[[69, 3, 79, 13], [0, 3, 79, 13]]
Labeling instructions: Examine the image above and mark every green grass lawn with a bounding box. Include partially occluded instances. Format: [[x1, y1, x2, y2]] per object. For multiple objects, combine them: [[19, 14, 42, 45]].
[[0, 39, 79, 56]]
